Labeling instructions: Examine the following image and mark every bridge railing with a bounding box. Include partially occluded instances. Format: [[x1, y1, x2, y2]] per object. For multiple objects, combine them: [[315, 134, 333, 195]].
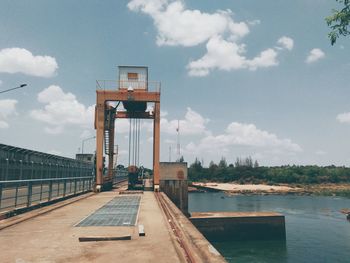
[[0, 144, 94, 214]]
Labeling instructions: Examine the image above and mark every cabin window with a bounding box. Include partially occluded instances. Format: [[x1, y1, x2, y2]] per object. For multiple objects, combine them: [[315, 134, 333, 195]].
[[128, 72, 138, 80]]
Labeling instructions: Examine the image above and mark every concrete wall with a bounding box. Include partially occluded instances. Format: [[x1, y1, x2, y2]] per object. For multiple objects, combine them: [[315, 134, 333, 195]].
[[190, 212, 286, 241], [159, 162, 188, 215], [159, 162, 187, 180]]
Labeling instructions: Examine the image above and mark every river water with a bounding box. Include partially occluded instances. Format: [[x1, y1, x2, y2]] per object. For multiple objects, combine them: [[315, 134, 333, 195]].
[[188, 192, 350, 263]]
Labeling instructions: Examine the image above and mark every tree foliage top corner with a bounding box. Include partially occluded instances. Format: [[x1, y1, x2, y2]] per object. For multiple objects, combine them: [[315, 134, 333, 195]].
[[326, 0, 350, 45]]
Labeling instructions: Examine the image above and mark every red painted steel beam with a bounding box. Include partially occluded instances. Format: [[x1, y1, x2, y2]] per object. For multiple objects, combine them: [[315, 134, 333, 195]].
[[97, 90, 160, 104], [116, 111, 154, 119]]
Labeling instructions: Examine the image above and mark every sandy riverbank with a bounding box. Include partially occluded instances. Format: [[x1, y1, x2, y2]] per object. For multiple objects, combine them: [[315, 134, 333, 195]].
[[192, 182, 301, 193], [191, 182, 350, 195]]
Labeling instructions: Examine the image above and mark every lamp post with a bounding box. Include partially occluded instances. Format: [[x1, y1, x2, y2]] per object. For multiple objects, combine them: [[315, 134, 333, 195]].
[[81, 136, 96, 154], [0, 84, 28, 94]]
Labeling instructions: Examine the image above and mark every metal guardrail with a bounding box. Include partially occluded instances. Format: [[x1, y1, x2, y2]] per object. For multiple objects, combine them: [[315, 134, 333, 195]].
[[0, 176, 93, 212], [0, 143, 95, 213], [96, 80, 161, 93]]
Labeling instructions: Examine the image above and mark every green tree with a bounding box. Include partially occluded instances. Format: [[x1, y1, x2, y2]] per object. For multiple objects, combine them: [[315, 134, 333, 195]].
[[218, 157, 228, 169], [254, 160, 259, 168], [326, 0, 350, 45]]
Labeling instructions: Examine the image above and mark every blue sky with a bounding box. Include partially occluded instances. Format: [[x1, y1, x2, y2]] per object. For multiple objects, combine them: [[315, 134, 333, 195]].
[[0, 0, 349, 167]]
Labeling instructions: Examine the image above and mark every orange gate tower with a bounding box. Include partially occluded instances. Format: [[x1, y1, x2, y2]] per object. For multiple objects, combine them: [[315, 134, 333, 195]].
[[94, 66, 161, 191]]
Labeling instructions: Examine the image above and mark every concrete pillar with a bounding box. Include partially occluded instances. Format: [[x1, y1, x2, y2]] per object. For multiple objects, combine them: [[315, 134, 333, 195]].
[[153, 102, 160, 189], [95, 100, 105, 190]]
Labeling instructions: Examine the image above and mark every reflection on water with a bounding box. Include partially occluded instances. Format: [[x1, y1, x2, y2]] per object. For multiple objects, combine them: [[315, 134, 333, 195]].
[[189, 193, 350, 263]]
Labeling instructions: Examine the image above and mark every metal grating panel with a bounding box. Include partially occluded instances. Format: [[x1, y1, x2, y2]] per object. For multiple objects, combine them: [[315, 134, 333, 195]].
[[76, 195, 141, 227]]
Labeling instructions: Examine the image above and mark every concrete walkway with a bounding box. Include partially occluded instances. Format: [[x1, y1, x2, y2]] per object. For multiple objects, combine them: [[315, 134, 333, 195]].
[[0, 191, 182, 263]]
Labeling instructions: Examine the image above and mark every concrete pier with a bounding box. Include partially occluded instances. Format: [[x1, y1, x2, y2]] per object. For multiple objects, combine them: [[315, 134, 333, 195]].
[[190, 212, 286, 241], [160, 162, 188, 215], [0, 186, 226, 263]]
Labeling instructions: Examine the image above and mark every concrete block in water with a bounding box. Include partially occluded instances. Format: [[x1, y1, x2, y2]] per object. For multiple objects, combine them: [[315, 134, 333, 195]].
[[190, 212, 286, 241]]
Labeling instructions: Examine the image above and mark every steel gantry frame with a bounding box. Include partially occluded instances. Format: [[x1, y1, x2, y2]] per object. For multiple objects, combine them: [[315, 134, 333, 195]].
[[94, 89, 161, 191]]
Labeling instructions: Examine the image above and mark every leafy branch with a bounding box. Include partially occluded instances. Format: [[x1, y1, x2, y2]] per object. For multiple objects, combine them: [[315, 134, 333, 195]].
[[326, 0, 350, 45]]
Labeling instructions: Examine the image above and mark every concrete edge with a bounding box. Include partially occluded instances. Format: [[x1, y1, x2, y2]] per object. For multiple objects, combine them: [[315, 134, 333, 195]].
[[154, 192, 189, 263], [158, 192, 227, 263], [0, 192, 95, 231]]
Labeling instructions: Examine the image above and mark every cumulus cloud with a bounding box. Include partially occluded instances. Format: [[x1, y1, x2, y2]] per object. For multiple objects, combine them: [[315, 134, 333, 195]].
[[140, 107, 209, 135], [160, 107, 209, 135], [277, 36, 294, 51], [0, 99, 17, 128], [30, 85, 94, 134], [0, 48, 58, 77], [128, 0, 249, 46], [185, 122, 302, 155], [187, 37, 279, 76], [336, 112, 350, 123], [305, 48, 325, 64], [128, 0, 291, 76]]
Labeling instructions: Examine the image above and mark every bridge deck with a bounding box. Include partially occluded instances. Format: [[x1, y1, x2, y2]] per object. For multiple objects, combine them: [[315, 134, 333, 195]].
[[0, 190, 182, 263]]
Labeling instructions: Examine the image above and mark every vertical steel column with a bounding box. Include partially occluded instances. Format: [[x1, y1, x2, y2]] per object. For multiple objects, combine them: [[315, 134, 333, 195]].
[[153, 102, 160, 189], [95, 100, 105, 190]]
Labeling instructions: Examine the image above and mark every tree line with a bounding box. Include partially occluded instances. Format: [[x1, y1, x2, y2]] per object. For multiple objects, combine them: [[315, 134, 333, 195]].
[[188, 157, 350, 184]]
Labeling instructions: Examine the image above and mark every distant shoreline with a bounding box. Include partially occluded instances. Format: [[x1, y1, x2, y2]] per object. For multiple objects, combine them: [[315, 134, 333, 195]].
[[190, 182, 350, 197]]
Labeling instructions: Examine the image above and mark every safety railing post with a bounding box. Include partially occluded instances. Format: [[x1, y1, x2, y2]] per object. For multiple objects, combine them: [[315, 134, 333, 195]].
[[5, 158, 9, 181], [56, 164, 59, 197], [19, 160, 23, 181], [27, 181, 32, 207], [40, 162, 43, 202], [74, 178, 77, 194], [14, 183, 19, 207], [82, 177, 85, 192], [63, 179, 67, 197], [48, 180, 53, 201]]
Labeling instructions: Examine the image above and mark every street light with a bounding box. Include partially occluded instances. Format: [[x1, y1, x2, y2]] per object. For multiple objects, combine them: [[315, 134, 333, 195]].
[[81, 136, 96, 154], [0, 84, 28, 94]]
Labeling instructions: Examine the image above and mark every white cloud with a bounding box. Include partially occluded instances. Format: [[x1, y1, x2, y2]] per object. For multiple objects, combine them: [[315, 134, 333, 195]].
[[0, 48, 58, 77], [30, 85, 94, 134], [0, 80, 3, 86], [277, 36, 294, 51], [305, 48, 325, 64], [128, 0, 249, 47], [187, 36, 279, 76], [336, 112, 350, 123], [246, 48, 279, 71], [160, 107, 209, 135], [185, 122, 302, 155], [128, 0, 289, 76], [0, 99, 17, 128]]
